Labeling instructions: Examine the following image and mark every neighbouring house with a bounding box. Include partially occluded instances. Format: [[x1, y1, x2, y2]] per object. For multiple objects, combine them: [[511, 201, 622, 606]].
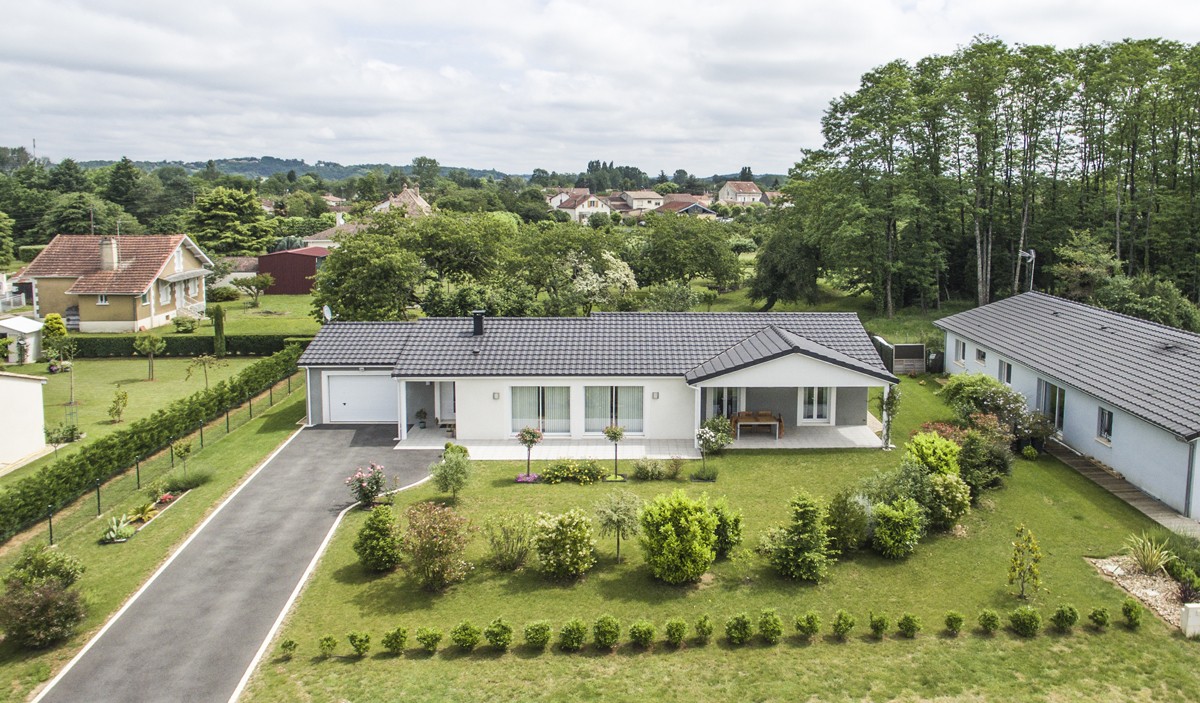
[[0, 273, 27, 311], [546, 188, 590, 208], [555, 192, 612, 223], [0, 316, 43, 364], [306, 220, 370, 249], [761, 191, 784, 205], [257, 246, 329, 295], [299, 312, 897, 450], [20, 234, 212, 332], [614, 190, 665, 213], [0, 371, 47, 468], [935, 291, 1200, 518], [655, 200, 718, 218], [717, 180, 763, 205], [259, 198, 276, 215], [371, 186, 432, 218]]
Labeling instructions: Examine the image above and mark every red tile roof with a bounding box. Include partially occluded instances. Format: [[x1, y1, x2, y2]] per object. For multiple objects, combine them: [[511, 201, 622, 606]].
[[23, 234, 202, 295], [723, 180, 762, 194], [259, 246, 330, 258]]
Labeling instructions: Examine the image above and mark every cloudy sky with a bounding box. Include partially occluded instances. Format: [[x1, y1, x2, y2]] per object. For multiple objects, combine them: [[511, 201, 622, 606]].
[[2, 0, 1198, 176]]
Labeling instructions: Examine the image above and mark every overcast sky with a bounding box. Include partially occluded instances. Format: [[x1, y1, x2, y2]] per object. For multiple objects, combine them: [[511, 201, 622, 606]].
[[2, 0, 1198, 176]]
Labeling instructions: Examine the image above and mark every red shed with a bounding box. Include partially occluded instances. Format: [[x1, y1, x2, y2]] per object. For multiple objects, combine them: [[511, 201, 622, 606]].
[[256, 246, 329, 295]]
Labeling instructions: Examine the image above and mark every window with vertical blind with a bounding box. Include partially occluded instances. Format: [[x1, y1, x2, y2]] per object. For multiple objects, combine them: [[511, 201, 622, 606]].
[[511, 386, 570, 433], [584, 386, 644, 433]]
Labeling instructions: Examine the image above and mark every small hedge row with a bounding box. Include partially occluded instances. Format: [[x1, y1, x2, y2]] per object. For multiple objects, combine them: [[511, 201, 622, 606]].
[[17, 245, 46, 262], [72, 334, 313, 358], [0, 345, 304, 543]]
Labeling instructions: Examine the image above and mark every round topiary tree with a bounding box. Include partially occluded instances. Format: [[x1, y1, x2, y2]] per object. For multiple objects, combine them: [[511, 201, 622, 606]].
[[603, 425, 625, 480], [533, 509, 597, 580], [353, 505, 402, 572], [638, 490, 717, 584], [517, 426, 543, 478]]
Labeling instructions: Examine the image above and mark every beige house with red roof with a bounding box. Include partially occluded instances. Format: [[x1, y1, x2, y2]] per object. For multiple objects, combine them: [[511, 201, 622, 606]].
[[718, 180, 764, 205], [555, 192, 612, 223], [22, 234, 212, 332], [371, 186, 432, 218]]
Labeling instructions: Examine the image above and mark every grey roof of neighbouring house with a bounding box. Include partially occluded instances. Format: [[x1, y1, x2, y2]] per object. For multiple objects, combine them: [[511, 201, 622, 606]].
[[299, 312, 896, 383], [934, 291, 1200, 440]]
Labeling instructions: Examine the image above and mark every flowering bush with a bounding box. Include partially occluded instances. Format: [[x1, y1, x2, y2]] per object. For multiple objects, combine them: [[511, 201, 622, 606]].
[[516, 427, 543, 448], [534, 509, 597, 580], [514, 473, 540, 483], [695, 426, 731, 456], [345, 464, 386, 506], [940, 373, 1031, 436], [157, 493, 176, 505], [399, 503, 472, 591], [540, 459, 604, 485]]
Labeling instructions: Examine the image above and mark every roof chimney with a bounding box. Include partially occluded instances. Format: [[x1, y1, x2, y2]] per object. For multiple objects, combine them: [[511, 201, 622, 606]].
[[99, 237, 119, 271], [471, 310, 486, 336]]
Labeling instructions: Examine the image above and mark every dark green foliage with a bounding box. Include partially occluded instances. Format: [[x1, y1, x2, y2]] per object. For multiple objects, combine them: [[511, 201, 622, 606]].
[[1009, 606, 1042, 637], [18, 245, 46, 262], [869, 612, 889, 639], [958, 428, 1015, 498], [1051, 604, 1079, 632], [415, 627, 442, 653], [872, 498, 924, 559], [694, 614, 714, 644], [724, 612, 753, 645], [318, 635, 338, 657], [1089, 607, 1110, 629], [381, 626, 408, 654], [638, 490, 717, 584], [897, 613, 921, 638], [664, 618, 687, 648], [978, 609, 1001, 634], [0, 346, 301, 543], [796, 611, 821, 639], [347, 631, 370, 657], [0, 577, 86, 648], [758, 609, 783, 645], [68, 333, 302, 358], [162, 470, 213, 493], [559, 618, 587, 652], [826, 487, 871, 553], [483, 618, 513, 651], [710, 498, 743, 559], [208, 286, 241, 302], [1121, 598, 1144, 629], [211, 304, 227, 357], [628, 620, 656, 648], [540, 459, 604, 485], [279, 638, 297, 659], [593, 614, 620, 651], [353, 506, 402, 572], [523, 621, 552, 650], [766, 490, 833, 581], [944, 611, 965, 636], [450, 621, 482, 650], [832, 609, 856, 640]]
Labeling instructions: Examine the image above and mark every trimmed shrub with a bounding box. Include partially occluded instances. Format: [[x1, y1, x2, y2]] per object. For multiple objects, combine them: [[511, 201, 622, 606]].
[[710, 498, 743, 559], [978, 609, 1001, 635], [415, 627, 442, 653], [541, 459, 604, 485], [382, 626, 408, 655], [208, 285, 241, 302], [695, 614, 714, 644], [484, 513, 535, 571], [827, 488, 872, 553], [523, 621, 552, 650], [796, 611, 821, 639], [1051, 604, 1079, 632], [1009, 606, 1042, 638], [926, 473, 971, 530], [904, 431, 961, 475], [347, 631, 371, 657], [559, 618, 588, 652], [400, 503, 472, 591], [832, 610, 856, 640], [872, 498, 924, 559], [1089, 607, 1110, 629], [318, 635, 338, 657], [758, 609, 783, 645], [18, 245, 46, 262], [629, 620, 656, 649], [765, 490, 833, 581], [869, 612, 889, 639], [593, 614, 621, 651], [944, 611, 965, 636], [450, 621, 482, 650], [632, 458, 666, 480], [897, 613, 921, 639], [664, 617, 688, 648], [1021, 445, 1039, 461], [639, 490, 717, 584], [483, 618, 514, 651], [173, 316, 198, 333], [1122, 598, 1144, 629], [725, 612, 753, 646], [534, 509, 597, 580], [279, 638, 297, 659], [353, 506, 402, 572]]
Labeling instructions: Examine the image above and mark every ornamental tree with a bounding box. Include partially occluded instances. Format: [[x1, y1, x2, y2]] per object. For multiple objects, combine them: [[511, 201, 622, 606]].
[[603, 424, 625, 479], [593, 489, 642, 561], [1008, 523, 1042, 599], [516, 426, 543, 477], [133, 333, 165, 381]]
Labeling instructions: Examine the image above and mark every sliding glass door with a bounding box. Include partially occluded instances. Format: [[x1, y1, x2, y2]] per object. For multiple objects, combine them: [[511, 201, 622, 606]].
[[1037, 379, 1065, 431], [585, 386, 644, 433], [511, 386, 571, 433]]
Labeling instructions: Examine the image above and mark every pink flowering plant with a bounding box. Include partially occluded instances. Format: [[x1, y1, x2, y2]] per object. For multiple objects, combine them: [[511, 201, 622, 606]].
[[516, 426, 544, 478], [346, 463, 387, 506]]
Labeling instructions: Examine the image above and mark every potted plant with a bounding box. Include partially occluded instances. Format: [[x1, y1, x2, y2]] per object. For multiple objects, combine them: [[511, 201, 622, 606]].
[[1025, 412, 1056, 452], [415, 408, 428, 429]]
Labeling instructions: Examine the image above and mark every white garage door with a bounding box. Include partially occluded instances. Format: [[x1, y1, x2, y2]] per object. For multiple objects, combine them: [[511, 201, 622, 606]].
[[327, 375, 398, 423]]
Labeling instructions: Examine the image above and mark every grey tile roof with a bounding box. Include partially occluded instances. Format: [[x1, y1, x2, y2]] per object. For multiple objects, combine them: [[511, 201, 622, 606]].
[[297, 321, 415, 366], [301, 312, 894, 383], [934, 292, 1200, 440], [685, 325, 896, 383]]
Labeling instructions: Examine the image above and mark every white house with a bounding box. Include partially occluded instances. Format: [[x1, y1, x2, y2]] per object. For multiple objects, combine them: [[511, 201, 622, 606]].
[[555, 192, 612, 223], [0, 371, 47, 467], [0, 316, 43, 364], [616, 190, 664, 212], [299, 312, 897, 451], [935, 292, 1200, 518], [717, 180, 763, 204]]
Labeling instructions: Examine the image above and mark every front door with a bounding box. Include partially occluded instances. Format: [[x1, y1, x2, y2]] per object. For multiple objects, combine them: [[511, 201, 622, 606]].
[[799, 387, 832, 424]]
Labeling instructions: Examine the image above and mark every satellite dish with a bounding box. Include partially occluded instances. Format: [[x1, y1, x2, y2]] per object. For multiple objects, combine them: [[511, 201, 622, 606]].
[[322, 304, 333, 322]]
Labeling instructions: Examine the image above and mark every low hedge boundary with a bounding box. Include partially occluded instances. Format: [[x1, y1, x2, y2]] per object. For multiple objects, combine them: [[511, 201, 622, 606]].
[[0, 345, 304, 543], [72, 334, 314, 358]]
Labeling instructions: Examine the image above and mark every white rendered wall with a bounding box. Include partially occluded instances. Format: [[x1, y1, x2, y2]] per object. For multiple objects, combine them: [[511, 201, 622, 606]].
[[0, 376, 46, 465]]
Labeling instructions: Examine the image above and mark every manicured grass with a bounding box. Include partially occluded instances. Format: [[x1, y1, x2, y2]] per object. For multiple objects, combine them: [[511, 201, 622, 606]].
[[190, 294, 320, 336], [0, 357, 258, 487], [0, 391, 307, 703], [244, 379, 1200, 702]]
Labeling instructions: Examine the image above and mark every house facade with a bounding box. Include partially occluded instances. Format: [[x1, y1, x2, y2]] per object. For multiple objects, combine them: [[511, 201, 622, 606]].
[[299, 312, 897, 450], [935, 292, 1200, 518], [616, 190, 664, 212], [0, 371, 47, 468], [371, 186, 432, 218], [717, 180, 763, 204], [555, 193, 612, 223], [21, 234, 212, 332]]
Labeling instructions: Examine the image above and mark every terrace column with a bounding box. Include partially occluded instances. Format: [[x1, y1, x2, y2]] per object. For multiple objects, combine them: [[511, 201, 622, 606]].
[[397, 380, 407, 442], [692, 385, 702, 449], [881, 384, 891, 450]]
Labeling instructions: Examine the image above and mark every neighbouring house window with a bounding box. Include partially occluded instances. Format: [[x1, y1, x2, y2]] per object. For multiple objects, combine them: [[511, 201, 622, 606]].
[[800, 387, 832, 422], [1097, 408, 1113, 441], [160, 281, 172, 305], [998, 360, 1012, 385], [511, 386, 570, 433], [954, 340, 966, 364], [96, 294, 109, 306], [1037, 379, 1065, 432], [584, 386, 644, 433], [140, 292, 149, 306], [975, 348, 987, 364], [174, 248, 183, 272]]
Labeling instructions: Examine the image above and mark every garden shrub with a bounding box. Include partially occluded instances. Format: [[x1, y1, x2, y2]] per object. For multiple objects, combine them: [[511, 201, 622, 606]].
[[959, 428, 1015, 498], [1051, 604, 1079, 632], [1122, 598, 1144, 629], [632, 458, 666, 481], [1009, 606, 1042, 637], [710, 498, 743, 559], [443, 442, 470, 459], [905, 431, 961, 475], [163, 469, 213, 494], [872, 498, 924, 559], [208, 285, 241, 302], [382, 626, 408, 654], [639, 490, 717, 584], [832, 609, 856, 640], [695, 614, 714, 644], [450, 621, 482, 650], [725, 612, 753, 645], [484, 618, 513, 651], [279, 638, 297, 659], [939, 373, 1030, 430], [415, 627, 443, 653], [758, 609, 783, 645], [347, 631, 371, 657], [523, 621, 552, 650], [664, 617, 688, 648], [484, 513, 535, 571], [534, 509, 597, 580], [796, 611, 821, 639], [593, 614, 621, 651], [1089, 607, 1110, 629], [665, 457, 686, 480], [1125, 532, 1176, 576], [173, 316, 198, 333], [353, 506, 402, 572], [765, 490, 833, 582], [9, 545, 84, 587], [399, 503, 472, 591], [540, 459, 604, 485], [1021, 445, 1039, 460], [944, 611, 964, 636], [926, 473, 971, 530], [826, 487, 872, 553], [689, 462, 719, 482], [897, 613, 921, 638], [559, 618, 588, 652], [629, 620, 656, 648], [869, 612, 889, 639], [0, 578, 86, 648], [318, 635, 338, 657], [978, 609, 1001, 635], [431, 453, 472, 500]]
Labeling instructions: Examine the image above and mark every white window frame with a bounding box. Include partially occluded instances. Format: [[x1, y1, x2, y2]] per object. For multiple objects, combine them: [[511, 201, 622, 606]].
[[174, 248, 183, 272], [160, 281, 172, 305], [96, 294, 109, 306], [998, 360, 1012, 385], [1037, 379, 1065, 432], [975, 348, 987, 364], [1097, 407, 1114, 442], [954, 340, 966, 366], [140, 292, 149, 306], [510, 386, 571, 434], [798, 386, 835, 425]]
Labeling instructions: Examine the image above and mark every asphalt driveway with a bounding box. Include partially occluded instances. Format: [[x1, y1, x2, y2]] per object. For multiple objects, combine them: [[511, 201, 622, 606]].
[[36, 425, 437, 703]]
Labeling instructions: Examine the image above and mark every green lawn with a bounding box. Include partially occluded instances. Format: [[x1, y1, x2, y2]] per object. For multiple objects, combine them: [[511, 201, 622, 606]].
[[243, 379, 1200, 702], [0, 357, 259, 487], [0, 391, 307, 703], [191, 294, 320, 336]]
